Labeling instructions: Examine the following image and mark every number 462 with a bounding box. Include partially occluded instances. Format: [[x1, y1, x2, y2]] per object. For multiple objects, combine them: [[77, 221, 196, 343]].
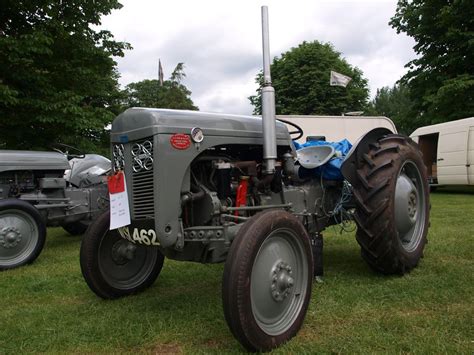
[[118, 227, 160, 246]]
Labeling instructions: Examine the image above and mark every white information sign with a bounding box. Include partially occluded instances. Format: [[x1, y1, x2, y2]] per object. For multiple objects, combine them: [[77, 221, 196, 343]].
[[108, 171, 131, 230]]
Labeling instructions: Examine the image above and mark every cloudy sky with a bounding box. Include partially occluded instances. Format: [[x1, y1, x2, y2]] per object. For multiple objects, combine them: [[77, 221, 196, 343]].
[[101, 0, 416, 115]]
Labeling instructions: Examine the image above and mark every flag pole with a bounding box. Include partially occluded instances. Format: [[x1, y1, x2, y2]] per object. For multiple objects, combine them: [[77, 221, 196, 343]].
[[158, 59, 164, 87]]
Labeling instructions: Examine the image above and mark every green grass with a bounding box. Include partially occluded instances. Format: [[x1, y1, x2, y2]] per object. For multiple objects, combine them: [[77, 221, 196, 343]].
[[1, 190, 473, 354]]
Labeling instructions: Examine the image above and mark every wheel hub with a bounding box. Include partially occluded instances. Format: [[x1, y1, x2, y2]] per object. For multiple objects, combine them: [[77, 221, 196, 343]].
[[271, 261, 294, 302], [0, 227, 22, 248], [111, 240, 136, 265], [407, 191, 418, 219], [395, 173, 418, 236]]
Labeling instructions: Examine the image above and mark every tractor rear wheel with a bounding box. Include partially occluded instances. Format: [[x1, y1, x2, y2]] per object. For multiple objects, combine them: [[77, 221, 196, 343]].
[[0, 199, 46, 270], [80, 212, 164, 299], [352, 134, 429, 274], [222, 210, 313, 352], [63, 221, 89, 236]]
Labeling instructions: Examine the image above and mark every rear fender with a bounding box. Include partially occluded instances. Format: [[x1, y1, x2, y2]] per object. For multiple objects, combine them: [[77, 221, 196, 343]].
[[341, 128, 393, 186], [66, 154, 111, 187]]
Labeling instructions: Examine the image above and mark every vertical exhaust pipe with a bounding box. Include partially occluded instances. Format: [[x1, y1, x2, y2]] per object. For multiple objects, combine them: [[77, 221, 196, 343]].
[[261, 6, 277, 175]]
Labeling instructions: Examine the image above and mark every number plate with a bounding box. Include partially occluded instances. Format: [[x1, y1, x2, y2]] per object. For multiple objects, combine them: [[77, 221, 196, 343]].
[[118, 225, 160, 246]]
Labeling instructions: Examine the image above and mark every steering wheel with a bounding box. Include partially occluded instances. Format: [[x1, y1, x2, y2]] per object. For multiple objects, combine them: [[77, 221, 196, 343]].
[[276, 118, 304, 141], [52, 143, 86, 159]]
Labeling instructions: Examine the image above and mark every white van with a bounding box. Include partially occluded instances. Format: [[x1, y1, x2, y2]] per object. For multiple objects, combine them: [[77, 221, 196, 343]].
[[410, 117, 474, 186], [278, 115, 397, 143]]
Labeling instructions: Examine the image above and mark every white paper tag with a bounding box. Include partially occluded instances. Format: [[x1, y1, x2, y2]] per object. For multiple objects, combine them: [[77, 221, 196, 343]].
[[108, 172, 131, 230]]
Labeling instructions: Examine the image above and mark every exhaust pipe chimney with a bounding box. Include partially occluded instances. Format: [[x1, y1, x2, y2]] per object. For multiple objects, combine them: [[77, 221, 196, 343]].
[[261, 6, 277, 175]]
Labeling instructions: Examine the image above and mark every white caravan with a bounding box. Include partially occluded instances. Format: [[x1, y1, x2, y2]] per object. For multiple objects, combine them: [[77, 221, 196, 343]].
[[278, 115, 397, 143], [410, 117, 474, 186]]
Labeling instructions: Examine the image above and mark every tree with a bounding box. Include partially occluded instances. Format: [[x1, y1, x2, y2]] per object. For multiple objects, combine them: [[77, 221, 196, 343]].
[[0, 0, 130, 151], [249, 41, 370, 116], [367, 83, 415, 134], [123, 63, 198, 110], [390, 0, 474, 127]]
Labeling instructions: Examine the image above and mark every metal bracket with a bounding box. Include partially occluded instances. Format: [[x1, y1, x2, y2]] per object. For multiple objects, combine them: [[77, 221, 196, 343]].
[[175, 219, 185, 250]]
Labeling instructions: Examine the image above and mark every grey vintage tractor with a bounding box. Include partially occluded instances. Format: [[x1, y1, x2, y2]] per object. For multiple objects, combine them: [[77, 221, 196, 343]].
[[0, 144, 110, 270], [80, 7, 430, 352]]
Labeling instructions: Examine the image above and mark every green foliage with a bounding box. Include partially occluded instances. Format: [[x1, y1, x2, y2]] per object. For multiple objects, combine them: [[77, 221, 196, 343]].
[[390, 0, 474, 126], [367, 83, 416, 134], [123, 63, 198, 110], [249, 41, 370, 116], [0, 0, 130, 152]]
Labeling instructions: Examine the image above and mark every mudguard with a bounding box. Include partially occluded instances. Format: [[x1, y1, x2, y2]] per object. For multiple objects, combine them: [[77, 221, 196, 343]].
[[65, 154, 111, 187], [341, 127, 393, 185]]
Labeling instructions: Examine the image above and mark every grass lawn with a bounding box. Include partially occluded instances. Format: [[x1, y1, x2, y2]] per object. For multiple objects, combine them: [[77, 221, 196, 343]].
[[0, 189, 473, 354]]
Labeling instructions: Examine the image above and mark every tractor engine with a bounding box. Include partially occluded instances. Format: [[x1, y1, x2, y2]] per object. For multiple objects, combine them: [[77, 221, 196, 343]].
[[0, 170, 37, 198], [183, 145, 342, 232]]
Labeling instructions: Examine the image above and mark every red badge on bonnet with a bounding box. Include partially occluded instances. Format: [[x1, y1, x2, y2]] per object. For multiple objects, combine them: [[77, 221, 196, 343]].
[[170, 134, 191, 150]]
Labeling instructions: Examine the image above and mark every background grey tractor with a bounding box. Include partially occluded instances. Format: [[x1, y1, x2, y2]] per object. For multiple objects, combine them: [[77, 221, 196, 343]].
[[80, 7, 430, 352], [0, 144, 110, 270]]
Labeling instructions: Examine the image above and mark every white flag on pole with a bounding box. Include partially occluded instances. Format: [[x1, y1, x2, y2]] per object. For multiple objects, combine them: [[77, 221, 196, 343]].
[[330, 71, 352, 87]]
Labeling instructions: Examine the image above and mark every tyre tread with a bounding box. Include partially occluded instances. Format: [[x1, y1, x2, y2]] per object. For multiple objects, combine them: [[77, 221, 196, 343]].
[[352, 134, 429, 274]]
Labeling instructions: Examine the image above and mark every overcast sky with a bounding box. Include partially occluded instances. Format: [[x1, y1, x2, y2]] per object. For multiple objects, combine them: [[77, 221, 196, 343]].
[[101, 0, 416, 115]]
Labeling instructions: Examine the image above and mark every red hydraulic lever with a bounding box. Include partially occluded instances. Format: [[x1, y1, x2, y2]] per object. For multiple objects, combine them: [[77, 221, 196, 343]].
[[235, 176, 249, 216]]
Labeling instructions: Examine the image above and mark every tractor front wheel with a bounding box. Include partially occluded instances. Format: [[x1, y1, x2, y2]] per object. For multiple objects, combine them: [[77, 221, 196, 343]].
[[80, 212, 164, 299], [0, 199, 46, 270], [222, 210, 313, 352], [352, 134, 430, 274]]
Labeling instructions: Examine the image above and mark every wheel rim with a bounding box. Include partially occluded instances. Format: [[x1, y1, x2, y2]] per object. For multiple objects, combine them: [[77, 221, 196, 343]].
[[394, 160, 427, 252], [0, 209, 39, 266], [250, 228, 309, 336], [98, 231, 157, 289]]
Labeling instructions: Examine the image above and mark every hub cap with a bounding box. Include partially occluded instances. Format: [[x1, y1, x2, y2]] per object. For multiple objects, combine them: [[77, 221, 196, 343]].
[[394, 161, 426, 252], [250, 228, 309, 335], [0, 227, 22, 248], [271, 261, 294, 302], [111, 240, 137, 265]]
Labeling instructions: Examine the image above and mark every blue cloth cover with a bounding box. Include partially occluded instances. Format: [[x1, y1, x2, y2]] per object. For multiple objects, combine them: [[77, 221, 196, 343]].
[[293, 139, 352, 180]]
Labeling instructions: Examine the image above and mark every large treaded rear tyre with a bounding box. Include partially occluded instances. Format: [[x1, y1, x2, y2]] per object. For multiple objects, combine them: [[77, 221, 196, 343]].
[[352, 134, 430, 274], [80, 212, 164, 299], [222, 210, 313, 352], [0, 199, 46, 270]]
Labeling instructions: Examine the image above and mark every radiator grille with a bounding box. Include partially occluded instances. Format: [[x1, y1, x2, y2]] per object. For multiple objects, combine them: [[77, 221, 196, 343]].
[[112, 143, 125, 172], [131, 138, 155, 219]]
